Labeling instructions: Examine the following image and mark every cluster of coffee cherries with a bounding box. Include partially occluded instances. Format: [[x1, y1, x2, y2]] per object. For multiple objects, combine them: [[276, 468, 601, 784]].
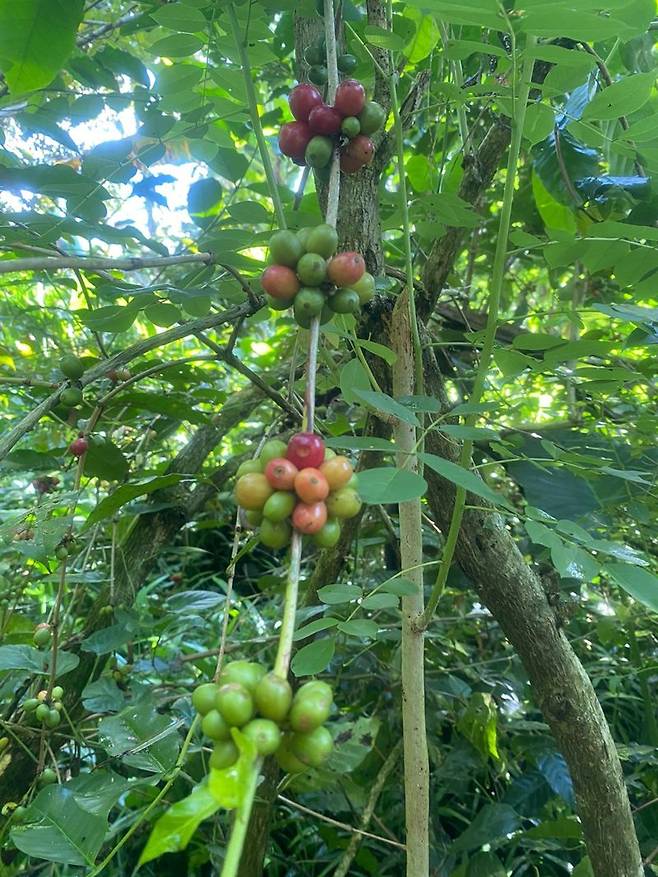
[[22, 685, 64, 730], [261, 225, 375, 324], [235, 433, 361, 549], [279, 79, 386, 174], [192, 661, 334, 773]]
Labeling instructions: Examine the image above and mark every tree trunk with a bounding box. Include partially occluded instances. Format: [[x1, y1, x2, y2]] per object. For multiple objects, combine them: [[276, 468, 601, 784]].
[[421, 353, 643, 877]]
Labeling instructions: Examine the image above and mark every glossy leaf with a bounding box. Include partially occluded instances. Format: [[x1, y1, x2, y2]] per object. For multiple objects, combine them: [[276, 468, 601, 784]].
[[139, 783, 220, 865], [358, 467, 427, 504]]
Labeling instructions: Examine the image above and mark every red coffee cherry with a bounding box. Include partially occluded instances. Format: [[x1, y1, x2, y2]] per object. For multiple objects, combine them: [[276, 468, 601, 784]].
[[334, 79, 366, 117], [289, 83, 323, 122], [68, 436, 89, 457]]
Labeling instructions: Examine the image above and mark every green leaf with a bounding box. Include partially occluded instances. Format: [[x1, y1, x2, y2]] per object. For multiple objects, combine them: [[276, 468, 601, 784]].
[[403, 8, 440, 64], [144, 302, 182, 328], [466, 852, 506, 876], [152, 5, 207, 32], [337, 619, 379, 638], [404, 0, 503, 29], [361, 592, 399, 610], [523, 103, 556, 146], [291, 637, 336, 676], [457, 692, 499, 762], [84, 439, 129, 482], [81, 678, 125, 713], [380, 577, 418, 596], [358, 466, 427, 504], [98, 702, 180, 773], [83, 475, 183, 528], [364, 24, 405, 50], [406, 154, 439, 193], [420, 454, 511, 509], [208, 729, 258, 809], [525, 816, 582, 840], [512, 332, 565, 351], [0, 644, 78, 677], [452, 803, 521, 853], [139, 783, 220, 865], [151, 34, 205, 58], [339, 358, 372, 404], [606, 563, 658, 612], [293, 618, 340, 641], [326, 716, 381, 772], [356, 339, 397, 364], [0, 0, 84, 93], [438, 425, 499, 441], [317, 584, 363, 605], [11, 785, 106, 866], [351, 388, 420, 426], [583, 73, 655, 120]]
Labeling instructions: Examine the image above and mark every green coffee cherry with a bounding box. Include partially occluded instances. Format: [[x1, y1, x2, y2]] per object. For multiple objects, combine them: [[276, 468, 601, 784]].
[[291, 725, 333, 767], [192, 683, 219, 715], [60, 354, 84, 380], [216, 683, 255, 727], [201, 709, 231, 742], [219, 661, 266, 694], [242, 718, 282, 756], [209, 739, 239, 770], [254, 673, 293, 723]]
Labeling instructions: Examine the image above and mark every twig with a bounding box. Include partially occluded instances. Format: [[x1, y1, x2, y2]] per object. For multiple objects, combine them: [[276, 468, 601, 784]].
[[279, 794, 406, 851], [333, 741, 404, 875], [0, 252, 214, 276]]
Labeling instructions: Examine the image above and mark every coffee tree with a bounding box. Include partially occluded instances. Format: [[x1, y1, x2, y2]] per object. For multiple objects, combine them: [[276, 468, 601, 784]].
[[0, 1, 657, 876]]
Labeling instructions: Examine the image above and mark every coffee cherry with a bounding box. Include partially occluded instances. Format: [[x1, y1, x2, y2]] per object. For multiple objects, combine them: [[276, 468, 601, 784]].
[[269, 230, 304, 268], [39, 768, 57, 787], [329, 288, 360, 314], [60, 387, 83, 407], [347, 473, 359, 489], [68, 436, 89, 458], [292, 501, 327, 535], [267, 294, 294, 311], [23, 698, 39, 713], [319, 457, 353, 492], [263, 490, 296, 523], [308, 104, 343, 136], [254, 673, 293, 722], [60, 354, 84, 380], [287, 433, 325, 469], [289, 83, 323, 122], [0, 737, 8, 751], [305, 224, 338, 259], [358, 100, 386, 135], [289, 694, 331, 733], [55, 544, 68, 561], [279, 121, 312, 160], [220, 662, 265, 693], [326, 487, 362, 519], [35, 704, 50, 723], [237, 459, 263, 478], [32, 476, 59, 494], [245, 509, 263, 528], [242, 718, 282, 755], [291, 726, 333, 767], [308, 65, 328, 86], [297, 252, 327, 287], [235, 473, 274, 511], [216, 683, 254, 727], [12, 805, 28, 823], [313, 518, 341, 548], [193, 683, 220, 715], [340, 116, 360, 138], [37, 689, 48, 702], [337, 53, 358, 74], [45, 709, 61, 729], [276, 734, 307, 773], [340, 134, 375, 174], [265, 458, 298, 491], [296, 679, 333, 703], [294, 288, 325, 322], [352, 271, 375, 304], [294, 468, 330, 503], [201, 709, 232, 741], [259, 439, 289, 467], [33, 624, 51, 647], [327, 251, 366, 287], [305, 135, 333, 169], [51, 686, 64, 701], [209, 739, 239, 770], [297, 227, 313, 250], [260, 518, 292, 549], [53, 702, 63, 712], [334, 79, 366, 116], [261, 265, 300, 300]]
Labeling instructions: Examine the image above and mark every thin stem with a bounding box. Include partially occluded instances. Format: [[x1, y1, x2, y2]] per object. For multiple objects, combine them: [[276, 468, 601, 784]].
[[389, 67, 423, 398], [221, 759, 263, 877], [421, 35, 537, 629], [46, 561, 67, 698], [0, 253, 212, 276], [227, 3, 287, 229], [304, 318, 321, 431], [273, 533, 303, 677]]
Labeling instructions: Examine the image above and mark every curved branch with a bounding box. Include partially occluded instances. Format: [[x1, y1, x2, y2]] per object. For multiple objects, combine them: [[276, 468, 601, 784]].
[[0, 253, 213, 276]]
